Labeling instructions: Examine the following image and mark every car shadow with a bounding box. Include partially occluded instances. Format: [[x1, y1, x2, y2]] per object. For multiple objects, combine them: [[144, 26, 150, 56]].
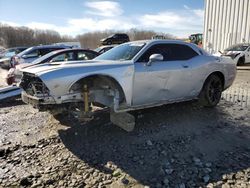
[[0, 97, 23, 108], [57, 101, 250, 187]]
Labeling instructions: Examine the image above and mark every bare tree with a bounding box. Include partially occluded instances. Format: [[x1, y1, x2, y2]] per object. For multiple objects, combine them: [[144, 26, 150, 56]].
[[0, 23, 175, 49], [0, 23, 74, 48]]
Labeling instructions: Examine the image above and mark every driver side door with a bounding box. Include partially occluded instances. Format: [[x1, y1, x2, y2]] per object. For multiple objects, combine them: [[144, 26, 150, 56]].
[[132, 43, 199, 106]]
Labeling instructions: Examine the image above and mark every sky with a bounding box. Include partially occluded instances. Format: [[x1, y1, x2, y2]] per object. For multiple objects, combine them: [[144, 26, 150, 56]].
[[0, 0, 204, 38]]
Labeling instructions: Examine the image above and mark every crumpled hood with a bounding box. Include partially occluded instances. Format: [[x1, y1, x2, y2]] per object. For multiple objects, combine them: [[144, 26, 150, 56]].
[[22, 60, 131, 76], [223, 50, 241, 55], [222, 51, 242, 59]]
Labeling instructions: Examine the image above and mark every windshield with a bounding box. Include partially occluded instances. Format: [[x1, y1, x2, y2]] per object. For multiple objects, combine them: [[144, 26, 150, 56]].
[[225, 44, 249, 51], [5, 51, 16, 57], [17, 47, 33, 57], [94, 42, 145, 61]]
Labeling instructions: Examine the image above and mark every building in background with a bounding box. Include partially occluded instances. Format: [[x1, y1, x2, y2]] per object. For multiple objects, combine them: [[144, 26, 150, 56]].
[[203, 0, 250, 53]]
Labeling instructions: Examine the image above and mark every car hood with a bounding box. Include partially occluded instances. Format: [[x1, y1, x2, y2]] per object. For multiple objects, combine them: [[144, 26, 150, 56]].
[[222, 51, 242, 55], [22, 60, 132, 76]]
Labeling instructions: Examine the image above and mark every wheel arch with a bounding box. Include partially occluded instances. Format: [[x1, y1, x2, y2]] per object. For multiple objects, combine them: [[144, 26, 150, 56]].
[[69, 74, 127, 103], [200, 71, 225, 94], [237, 55, 245, 65], [198, 71, 225, 107]]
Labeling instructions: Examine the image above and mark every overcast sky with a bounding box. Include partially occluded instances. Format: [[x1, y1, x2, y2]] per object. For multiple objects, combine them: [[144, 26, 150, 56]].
[[0, 0, 204, 37]]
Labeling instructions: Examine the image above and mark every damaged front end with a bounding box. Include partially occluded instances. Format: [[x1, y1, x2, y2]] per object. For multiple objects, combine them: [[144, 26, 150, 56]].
[[20, 72, 51, 108], [20, 72, 82, 112], [20, 72, 135, 132]]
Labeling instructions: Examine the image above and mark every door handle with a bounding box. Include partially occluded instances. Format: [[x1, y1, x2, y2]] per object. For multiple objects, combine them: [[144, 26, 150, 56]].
[[182, 65, 189, 68]]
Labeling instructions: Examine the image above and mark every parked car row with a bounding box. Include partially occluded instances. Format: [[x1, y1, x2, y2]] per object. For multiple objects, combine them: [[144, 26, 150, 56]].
[[1, 44, 100, 85], [0, 47, 27, 69], [2, 39, 122, 85], [6, 48, 100, 85]]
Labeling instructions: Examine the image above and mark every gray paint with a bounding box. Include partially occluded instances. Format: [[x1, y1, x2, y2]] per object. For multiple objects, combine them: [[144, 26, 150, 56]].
[[204, 0, 250, 53]]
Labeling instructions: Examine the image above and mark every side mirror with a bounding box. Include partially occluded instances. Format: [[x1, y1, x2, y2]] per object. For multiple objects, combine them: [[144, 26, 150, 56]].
[[147, 54, 163, 66]]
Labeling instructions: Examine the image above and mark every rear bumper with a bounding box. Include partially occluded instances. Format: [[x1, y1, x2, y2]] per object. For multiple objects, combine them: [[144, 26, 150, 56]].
[[224, 65, 237, 90]]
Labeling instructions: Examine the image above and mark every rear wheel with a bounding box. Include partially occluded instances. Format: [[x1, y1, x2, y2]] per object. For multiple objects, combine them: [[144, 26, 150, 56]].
[[199, 74, 223, 107]]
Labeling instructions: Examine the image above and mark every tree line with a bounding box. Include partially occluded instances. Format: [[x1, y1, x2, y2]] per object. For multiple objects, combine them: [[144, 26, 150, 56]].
[[0, 23, 174, 49], [0, 23, 73, 48], [76, 29, 174, 49]]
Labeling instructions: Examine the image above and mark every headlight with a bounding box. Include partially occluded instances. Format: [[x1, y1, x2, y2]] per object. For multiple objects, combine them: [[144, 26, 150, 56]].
[[222, 53, 240, 59]]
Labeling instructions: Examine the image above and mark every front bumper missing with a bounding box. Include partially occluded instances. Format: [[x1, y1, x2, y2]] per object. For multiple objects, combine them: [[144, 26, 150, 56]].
[[22, 91, 46, 108], [21, 91, 83, 108]]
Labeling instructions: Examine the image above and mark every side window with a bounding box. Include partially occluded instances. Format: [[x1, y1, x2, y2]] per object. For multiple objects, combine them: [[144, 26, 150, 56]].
[[50, 52, 74, 62], [175, 45, 199, 60], [137, 44, 170, 62], [77, 52, 88, 60], [137, 44, 198, 62], [77, 51, 97, 60]]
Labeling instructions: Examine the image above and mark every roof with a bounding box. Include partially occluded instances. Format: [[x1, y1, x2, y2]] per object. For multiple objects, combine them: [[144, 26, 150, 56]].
[[30, 45, 70, 49]]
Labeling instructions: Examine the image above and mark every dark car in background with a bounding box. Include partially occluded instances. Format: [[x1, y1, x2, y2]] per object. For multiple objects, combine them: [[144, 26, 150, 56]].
[[6, 48, 100, 85], [100, 33, 129, 45], [0, 47, 27, 69], [10, 45, 71, 68]]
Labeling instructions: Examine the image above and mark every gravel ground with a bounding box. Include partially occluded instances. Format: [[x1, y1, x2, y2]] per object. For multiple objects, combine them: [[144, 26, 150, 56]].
[[0, 69, 249, 188], [0, 68, 7, 88]]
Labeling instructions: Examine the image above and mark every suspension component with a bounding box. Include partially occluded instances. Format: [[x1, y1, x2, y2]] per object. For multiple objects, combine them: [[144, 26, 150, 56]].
[[83, 84, 89, 112]]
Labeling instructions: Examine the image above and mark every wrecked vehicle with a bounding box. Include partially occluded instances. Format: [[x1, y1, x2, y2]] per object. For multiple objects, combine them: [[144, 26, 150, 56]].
[[20, 40, 236, 131], [220, 43, 250, 66]]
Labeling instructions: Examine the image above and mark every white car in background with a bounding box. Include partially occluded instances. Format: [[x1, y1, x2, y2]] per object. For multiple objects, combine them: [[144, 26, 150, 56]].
[[221, 43, 250, 66]]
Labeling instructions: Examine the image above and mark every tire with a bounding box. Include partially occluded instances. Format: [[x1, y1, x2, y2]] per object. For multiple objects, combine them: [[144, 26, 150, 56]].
[[199, 74, 223, 107], [237, 57, 245, 66]]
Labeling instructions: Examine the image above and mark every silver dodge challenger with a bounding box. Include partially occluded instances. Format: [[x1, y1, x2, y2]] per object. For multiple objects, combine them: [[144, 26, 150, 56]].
[[20, 40, 236, 131]]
